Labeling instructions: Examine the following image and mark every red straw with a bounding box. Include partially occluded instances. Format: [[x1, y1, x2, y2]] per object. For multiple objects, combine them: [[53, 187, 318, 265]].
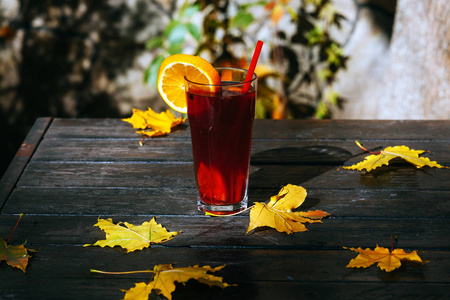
[[242, 40, 264, 94]]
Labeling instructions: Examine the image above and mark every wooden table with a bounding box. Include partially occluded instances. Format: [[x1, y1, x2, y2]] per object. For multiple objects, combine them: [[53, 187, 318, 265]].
[[1, 118, 449, 299]]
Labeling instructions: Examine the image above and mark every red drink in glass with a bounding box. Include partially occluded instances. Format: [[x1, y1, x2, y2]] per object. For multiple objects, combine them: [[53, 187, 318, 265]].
[[185, 67, 257, 214]]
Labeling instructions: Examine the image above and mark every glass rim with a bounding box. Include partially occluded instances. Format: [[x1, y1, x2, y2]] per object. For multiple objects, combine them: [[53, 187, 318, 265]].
[[184, 67, 258, 87]]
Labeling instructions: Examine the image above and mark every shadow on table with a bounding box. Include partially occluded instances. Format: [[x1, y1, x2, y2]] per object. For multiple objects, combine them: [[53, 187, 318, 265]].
[[248, 146, 352, 206]]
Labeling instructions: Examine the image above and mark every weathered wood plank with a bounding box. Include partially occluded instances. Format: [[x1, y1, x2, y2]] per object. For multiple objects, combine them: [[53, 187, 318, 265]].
[[2, 119, 449, 300], [16, 162, 450, 190], [31, 139, 450, 165], [0, 117, 52, 210], [0, 246, 448, 283], [44, 119, 450, 140], [250, 165, 450, 191], [1, 215, 449, 250], [0, 246, 447, 292], [4, 188, 449, 219], [1, 278, 448, 300]]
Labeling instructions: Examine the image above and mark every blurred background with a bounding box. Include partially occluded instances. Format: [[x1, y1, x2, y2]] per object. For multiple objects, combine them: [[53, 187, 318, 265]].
[[0, 0, 449, 177]]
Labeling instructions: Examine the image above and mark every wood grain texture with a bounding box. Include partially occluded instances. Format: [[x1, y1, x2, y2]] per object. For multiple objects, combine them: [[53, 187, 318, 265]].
[[0, 246, 448, 299], [4, 188, 449, 218], [43, 119, 450, 140], [0, 215, 449, 250], [1, 119, 449, 299], [0, 118, 52, 208], [16, 161, 450, 190]]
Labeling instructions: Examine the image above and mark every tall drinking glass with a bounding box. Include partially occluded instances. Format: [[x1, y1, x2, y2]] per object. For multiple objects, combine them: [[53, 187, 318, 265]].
[[185, 67, 257, 215]]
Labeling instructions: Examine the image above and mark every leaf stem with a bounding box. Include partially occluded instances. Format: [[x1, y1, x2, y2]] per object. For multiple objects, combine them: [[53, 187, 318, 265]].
[[390, 234, 398, 253], [139, 136, 148, 146], [7, 213, 24, 243], [356, 140, 381, 155], [149, 272, 155, 283], [90, 269, 154, 275]]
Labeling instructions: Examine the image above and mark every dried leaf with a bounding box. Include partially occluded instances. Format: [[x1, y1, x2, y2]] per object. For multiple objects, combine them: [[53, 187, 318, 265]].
[[343, 141, 448, 172], [122, 108, 186, 142], [84, 217, 180, 253], [124, 264, 233, 300], [91, 264, 235, 300], [247, 184, 330, 234], [344, 245, 425, 272], [0, 238, 32, 272]]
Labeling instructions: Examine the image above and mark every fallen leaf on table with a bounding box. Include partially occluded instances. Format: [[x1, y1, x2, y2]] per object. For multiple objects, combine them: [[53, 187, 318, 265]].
[[0, 238, 32, 272], [343, 141, 448, 172], [0, 214, 34, 272], [344, 245, 426, 272], [91, 264, 235, 300], [122, 108, 186, 145], [84, 217, 180, 253], [246, 184, 331, 234]]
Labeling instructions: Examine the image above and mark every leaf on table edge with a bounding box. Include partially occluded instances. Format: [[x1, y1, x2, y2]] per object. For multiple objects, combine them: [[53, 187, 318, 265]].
[[0, 238, 34, 272]]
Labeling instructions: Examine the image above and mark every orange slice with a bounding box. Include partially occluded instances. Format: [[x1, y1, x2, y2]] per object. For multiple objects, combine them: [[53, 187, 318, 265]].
[[157, 54, 221, 113]]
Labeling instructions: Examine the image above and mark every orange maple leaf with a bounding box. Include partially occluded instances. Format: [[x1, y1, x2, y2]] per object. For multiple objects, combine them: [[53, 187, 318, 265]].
[[246, 184, 330, 234], [344, 245, 425, 272], [343, 141, 448, 172], [0, 214, 33, 272], [0, 238, 32, 272]]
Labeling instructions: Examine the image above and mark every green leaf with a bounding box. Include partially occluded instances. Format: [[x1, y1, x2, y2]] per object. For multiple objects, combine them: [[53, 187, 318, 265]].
[[285, 6, 298, 20], [182, 5, 200, 18], [240, 1, 268, 9], [146, 36, 164, 50], [163, 20, 179, 36], [231, 11, 254, 29], [306, 0, 323, 6], [168, 44, 183, 55], [319, 2, 337, 25], [186, 23, 200, 41], [315, 101, 329, 119], [168, 23, 188, 46], [325, 89, 339, 106], [255, 99, 266, 119], [305, 25, 324, 45], [145, 55, 165, 86], [326, 42, 343, 66], [318, 67, 333, 81]]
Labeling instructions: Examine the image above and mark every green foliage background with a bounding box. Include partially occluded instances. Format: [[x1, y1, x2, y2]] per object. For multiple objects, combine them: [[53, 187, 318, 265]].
[[145, 0, 349, 119]]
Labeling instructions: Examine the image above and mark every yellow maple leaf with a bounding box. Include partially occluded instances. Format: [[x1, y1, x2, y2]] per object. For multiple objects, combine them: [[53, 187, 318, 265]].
[[122, 264, 234, 300], [344, 245, 425, 272], [343, 141, 448, 172], [122, 108, 186, 143], [84, 217, 180, 253], [91, 264, 234, 300], [246, 184, 330, 234]]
